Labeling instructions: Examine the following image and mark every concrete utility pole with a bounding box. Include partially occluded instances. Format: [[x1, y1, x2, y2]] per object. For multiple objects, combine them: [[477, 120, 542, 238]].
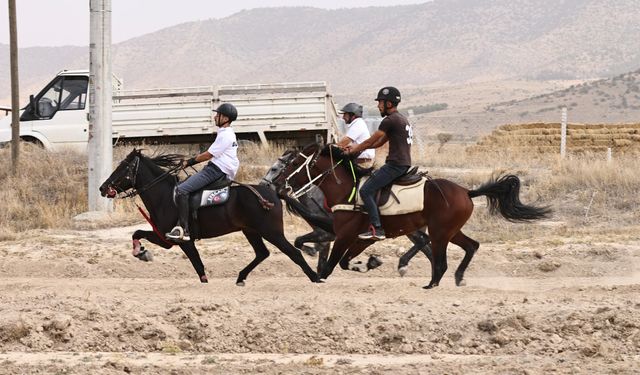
[[88, 0, 113, 212], [8, 0, 20, 175], [560, 107, 567, 159]]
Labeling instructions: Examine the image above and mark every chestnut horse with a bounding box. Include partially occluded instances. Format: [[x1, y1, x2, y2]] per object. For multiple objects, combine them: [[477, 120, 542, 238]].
[[273, 143, 551, 288]]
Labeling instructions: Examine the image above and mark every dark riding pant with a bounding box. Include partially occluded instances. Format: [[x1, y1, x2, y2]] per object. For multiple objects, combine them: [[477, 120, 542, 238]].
[[174, 163, 227, 236], [360, 162, 409, 228], [176, 163, 227, 196]]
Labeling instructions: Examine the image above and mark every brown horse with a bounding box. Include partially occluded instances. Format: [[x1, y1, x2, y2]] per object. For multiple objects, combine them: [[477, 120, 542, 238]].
[[273, 143, 551, 288]]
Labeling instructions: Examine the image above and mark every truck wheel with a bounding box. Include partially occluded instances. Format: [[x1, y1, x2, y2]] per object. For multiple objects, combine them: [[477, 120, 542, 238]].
[[20, 137, 44, 148]]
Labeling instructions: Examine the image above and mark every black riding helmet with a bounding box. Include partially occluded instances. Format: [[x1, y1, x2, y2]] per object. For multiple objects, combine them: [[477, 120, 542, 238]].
[[375, 86, 401, 106], [213, 103, 238, 122]]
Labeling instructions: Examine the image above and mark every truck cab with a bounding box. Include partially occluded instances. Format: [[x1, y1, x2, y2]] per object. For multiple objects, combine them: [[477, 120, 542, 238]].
[[0, 70, 91, 150]]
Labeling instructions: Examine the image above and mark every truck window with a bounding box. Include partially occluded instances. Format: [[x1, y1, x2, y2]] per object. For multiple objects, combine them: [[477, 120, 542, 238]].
[[59, 76, 89, 110], [23, 75, 89, 120], [38, 78, 62, 118]]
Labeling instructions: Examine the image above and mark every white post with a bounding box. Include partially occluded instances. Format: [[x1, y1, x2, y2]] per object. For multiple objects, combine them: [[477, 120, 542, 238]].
[[560, 107, 567, 159], [607, 147, 612, 162], [88, 0, 113, 212]]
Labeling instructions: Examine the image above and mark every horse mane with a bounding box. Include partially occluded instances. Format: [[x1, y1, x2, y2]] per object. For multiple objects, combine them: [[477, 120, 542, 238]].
[[136, 150, 184, 175]]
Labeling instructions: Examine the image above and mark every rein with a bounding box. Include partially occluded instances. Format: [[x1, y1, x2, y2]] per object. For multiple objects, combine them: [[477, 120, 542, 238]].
[[284, 147, 357, 202], [118, 158, 182, 199], [136, 204, 175, 247]]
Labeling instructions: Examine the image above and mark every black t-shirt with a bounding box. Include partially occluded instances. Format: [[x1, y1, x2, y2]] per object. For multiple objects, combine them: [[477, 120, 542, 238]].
[[378, 111, 412, 166]]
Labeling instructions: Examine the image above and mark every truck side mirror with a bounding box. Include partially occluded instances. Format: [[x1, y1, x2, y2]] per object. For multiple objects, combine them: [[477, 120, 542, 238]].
[[29, 95, 37, 116]]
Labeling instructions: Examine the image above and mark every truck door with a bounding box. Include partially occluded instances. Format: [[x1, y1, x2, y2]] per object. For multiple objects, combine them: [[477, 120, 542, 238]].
[[21, 75, 89, 148]]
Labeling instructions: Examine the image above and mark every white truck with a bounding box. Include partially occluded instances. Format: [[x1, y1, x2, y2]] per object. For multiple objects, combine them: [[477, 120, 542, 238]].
[[0, 70, 341, 151]]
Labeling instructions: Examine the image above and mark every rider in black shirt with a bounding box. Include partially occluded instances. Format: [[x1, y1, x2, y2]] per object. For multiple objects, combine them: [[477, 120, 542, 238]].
[[344, 86, 412, 240]]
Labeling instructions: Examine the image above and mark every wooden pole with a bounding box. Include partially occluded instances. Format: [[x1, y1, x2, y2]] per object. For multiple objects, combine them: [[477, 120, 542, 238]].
[[8, 0, 20, 175]]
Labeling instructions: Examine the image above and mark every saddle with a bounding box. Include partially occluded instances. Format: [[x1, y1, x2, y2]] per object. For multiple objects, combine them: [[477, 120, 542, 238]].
[[332, 166, 428, 216], [170, 176, 232, 241], [376, 166, 423, 206], [188, 176, 233, 211]]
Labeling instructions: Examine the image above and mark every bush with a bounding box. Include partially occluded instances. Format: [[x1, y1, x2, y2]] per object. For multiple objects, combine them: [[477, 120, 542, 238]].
[[405, 103, 448, 115]]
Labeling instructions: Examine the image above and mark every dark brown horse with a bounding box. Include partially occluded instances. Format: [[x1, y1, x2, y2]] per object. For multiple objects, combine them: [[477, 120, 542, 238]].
[[99, 149, 319, 284], [273, 143, 551, 288]]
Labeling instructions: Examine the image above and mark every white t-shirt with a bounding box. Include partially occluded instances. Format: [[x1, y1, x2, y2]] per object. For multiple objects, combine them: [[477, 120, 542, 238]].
[[207, 127, 239, 179], [345, 117, 375, 160]]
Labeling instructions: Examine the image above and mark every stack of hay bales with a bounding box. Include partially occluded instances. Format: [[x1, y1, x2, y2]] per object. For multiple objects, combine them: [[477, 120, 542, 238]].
[[468, 123, 640, 154]]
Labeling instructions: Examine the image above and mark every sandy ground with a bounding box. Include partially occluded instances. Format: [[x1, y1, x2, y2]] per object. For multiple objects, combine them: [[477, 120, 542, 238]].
[[0, 220, 639, 375]]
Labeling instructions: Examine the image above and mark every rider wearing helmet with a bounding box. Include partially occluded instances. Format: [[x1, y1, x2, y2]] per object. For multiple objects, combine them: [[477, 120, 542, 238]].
[[344, 87, 412, 241], [167, 103, 239, 241], [337, 102, 375, 167]]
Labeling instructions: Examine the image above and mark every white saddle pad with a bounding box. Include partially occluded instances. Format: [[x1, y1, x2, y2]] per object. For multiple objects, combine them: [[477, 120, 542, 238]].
[[332, 176, 427, 216]]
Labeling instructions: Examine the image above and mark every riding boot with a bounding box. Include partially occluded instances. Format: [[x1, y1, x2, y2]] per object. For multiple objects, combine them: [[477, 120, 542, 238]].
[[166, 194, 191, 241]]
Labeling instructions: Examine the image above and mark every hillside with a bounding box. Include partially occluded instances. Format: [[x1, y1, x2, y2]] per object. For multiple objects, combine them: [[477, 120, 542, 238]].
[[2, 0, 640, 137], [412, 69, 640, 139]]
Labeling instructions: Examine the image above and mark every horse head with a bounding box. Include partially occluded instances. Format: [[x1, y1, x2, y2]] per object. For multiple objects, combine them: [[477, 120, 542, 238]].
[[260, 149, 297, 193], [270, 142, 325, 198], [100, 148, 142, 198], [99, 149, 182, 199]]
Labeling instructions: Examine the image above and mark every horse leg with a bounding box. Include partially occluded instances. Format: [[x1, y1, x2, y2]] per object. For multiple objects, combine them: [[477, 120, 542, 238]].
[[294, 228, 335, 257], [397, 230, 431, 276], [131, 230, 173, 262], [294, 231, 318, 252], [178, 242, 208, 283], [316, 242, 330, 276], [237, 230, 271, 286], [423, 237, 449, 289], [450, 231, 480, 287], [261, 232, 319, 282], [319, 236, 354, 280], [339, 240, 380, 273]]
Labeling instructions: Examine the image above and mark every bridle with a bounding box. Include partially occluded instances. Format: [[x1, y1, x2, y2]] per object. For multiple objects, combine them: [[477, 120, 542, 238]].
[[278, 146, 356, 200]]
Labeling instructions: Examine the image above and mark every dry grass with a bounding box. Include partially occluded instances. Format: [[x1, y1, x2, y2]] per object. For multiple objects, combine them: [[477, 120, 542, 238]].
[[1, 141, 639, 239]]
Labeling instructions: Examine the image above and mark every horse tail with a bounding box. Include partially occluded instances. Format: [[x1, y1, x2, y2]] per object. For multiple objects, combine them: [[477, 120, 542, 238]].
[[281, 195, 335, 233], [468, 174, 551, 222]]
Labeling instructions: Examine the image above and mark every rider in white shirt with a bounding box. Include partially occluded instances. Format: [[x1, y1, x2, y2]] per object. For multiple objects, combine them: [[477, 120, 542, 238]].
[[337, 103, 375, 167], [166, 103, 239, 242]]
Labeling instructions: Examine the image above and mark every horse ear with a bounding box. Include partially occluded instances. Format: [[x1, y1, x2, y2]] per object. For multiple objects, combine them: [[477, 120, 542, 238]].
[[315, 134, 325, 147]]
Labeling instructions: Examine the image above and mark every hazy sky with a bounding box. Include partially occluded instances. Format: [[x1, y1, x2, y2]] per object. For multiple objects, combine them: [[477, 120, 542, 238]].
[[0, 0, 427, 47]]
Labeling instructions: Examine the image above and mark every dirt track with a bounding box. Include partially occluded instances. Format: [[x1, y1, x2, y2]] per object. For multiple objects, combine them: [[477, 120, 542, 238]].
[[0, 223, 639, 374]]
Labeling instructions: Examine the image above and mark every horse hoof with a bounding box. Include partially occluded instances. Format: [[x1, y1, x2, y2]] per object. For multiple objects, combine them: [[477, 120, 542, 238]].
[[135, 249, 153, 262], [456, 279, 466, 287], [200, 275, 208, 283], [318, 278, 326, 283], [422, 283, 438, 289], [236, 281, 245, 287], [398, 266, 408, 277], [366, 255, 383, 270]]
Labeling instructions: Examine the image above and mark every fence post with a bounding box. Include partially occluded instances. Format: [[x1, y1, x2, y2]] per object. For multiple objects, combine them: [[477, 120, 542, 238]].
[[607, 147, 612, 162], [560, 107, 567, 158]]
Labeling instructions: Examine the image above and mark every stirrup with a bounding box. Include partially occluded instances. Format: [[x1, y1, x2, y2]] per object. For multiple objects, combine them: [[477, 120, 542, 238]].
[[166, 226, 185, 240]]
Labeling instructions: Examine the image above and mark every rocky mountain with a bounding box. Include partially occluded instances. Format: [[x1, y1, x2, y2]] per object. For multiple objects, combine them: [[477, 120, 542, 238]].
[[2, 0, 640, 116]]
